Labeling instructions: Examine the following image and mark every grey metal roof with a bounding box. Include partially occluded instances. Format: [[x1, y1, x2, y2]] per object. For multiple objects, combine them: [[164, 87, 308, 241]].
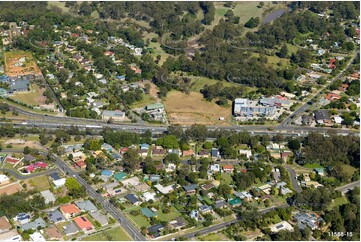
[[47, 210, 65, 223], [63, 221, 79, 235], [75, 200, 97, 212], [21, 218, 46, 231]]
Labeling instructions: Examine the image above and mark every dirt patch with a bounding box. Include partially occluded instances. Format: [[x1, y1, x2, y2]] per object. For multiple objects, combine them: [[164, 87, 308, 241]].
[[4, 51, 41, 77], [4, 139, 26, 145], [0, 182, 23, 195], [164, 91, 231, 126]]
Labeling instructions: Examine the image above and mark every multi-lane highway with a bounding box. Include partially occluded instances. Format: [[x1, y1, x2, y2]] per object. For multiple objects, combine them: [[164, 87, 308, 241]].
[[50, 154, 146, 241]]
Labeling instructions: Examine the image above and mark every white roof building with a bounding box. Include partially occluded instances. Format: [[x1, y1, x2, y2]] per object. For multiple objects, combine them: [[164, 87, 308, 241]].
[[40, 190, 56, 204], [270, 221, 294, 233], [141, 192, 156, 202], [239, 149, 252, 158], [0, 174, 10, 184], [30, 232, 46, 242], [333, 116, 343, 124], [53, 178, 66, 188], [154, 184, 175, 194]]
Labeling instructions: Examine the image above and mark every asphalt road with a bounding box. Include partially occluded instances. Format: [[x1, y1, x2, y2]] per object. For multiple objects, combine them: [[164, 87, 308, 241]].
[[2, 120, 358, 137], [50, 154, 146, 241], [0, 167, 60, 180], [335, 181, 360, 194], [280, 50, 359, 127], [285, 165, 302, 193]]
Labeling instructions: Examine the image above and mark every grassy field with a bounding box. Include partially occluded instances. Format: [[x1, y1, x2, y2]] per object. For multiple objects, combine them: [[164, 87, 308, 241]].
[[130, 93, 158, 109], [163, 91, 232, 126], [220, 173, 233, 186], [82, 227, 132, 241], [330, 196, 349, 209], [232, 1, 266, 24], [199, 233, 231, 241], [189, 75, 246, 92], [125, 206, 151, 229], [303, 163, 324, 169], [340, 164, 357, 176], [47, 1, 70, 13], [1, 97, 55, 115], [11, 83, 50, 106], [26, 175, 50, 191]]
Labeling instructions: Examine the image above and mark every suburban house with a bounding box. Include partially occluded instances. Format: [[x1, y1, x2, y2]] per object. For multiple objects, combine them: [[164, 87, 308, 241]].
[[40, 190, 56, 204], [183, 184, 197, 195], [182, 149, 195, 157], [47, 210, 65, 224], [26, 162, 48, 173], [21, 218, 46, 231], [13, 213, 31, 225], [239, 149, 252, 158], [60, 204, 81, 219], [314, 168, 325, 176], [169, 217, 187, 230], [63, 221, 79, 236], [222, 165, 234, 173], [45, 226, 63, 240], [294, 212, 323, 230], [125, 194, 141, 205], [314, 110, 332, 125], [211, 148, 220, 159], [270, 221, 294, 233], [154, 184, 175, 194], [75, 200, 97, 213], [90, 211, 108, 227], [29, 232, 46, 242], [147, 224, 164, 238], [73, 216, 94, 233], [0, 216, 12, 233], [141, 207, 157, 218], [234, 191, 253, 201], [50, 172, 66, 188], [0, 174, 10, 185]]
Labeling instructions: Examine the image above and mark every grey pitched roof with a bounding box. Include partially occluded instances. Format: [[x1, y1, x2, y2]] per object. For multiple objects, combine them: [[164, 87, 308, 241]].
[[183, 184, 197, 191], [90, 211, 108, 226], [75, 200, 97, 212], [47, 210, 65, 223], [63, 221, 79, 235], [125, 194, 139, 204], [21, 218, 46, 231]]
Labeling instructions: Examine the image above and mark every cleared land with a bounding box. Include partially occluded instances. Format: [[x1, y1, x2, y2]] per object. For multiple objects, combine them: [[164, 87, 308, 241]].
[[4, 51, 41, 77], [164, 91, 231, 126], [11, 83, 54, 107], [0, 182, 23, 195], [25, 175, 50, 191]]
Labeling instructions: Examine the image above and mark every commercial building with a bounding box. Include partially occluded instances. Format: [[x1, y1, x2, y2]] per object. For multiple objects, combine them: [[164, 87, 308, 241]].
[[233, 98, 275, 118]]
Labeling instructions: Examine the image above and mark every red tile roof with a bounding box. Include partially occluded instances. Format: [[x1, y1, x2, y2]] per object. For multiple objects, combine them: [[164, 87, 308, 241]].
[[60, 204, 81, 215], [73, 216, 93, 230]]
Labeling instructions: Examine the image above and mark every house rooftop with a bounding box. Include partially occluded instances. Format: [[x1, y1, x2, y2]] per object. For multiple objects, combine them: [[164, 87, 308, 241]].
[[140, 207, 157, 218], [75, 200, 97, 212], [183, 184, 197, 191]]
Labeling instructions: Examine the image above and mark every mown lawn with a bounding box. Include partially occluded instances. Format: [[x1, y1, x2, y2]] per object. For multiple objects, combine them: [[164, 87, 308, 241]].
[[129, 93, 158, 109], [82, 226, 132, 241], [303, 163, 324, 169]]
